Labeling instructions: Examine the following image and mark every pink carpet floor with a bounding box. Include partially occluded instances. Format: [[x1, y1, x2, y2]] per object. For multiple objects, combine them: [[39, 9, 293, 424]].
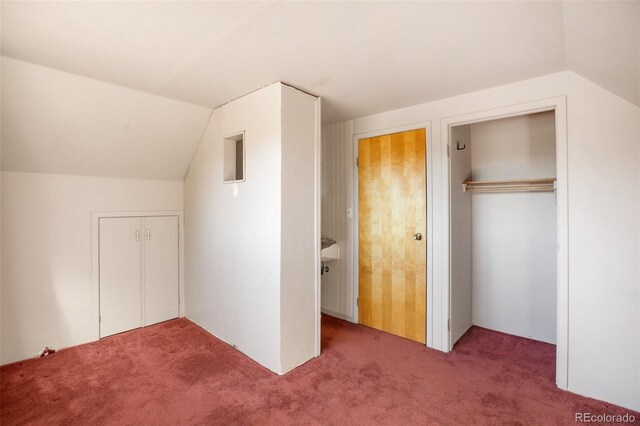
[[1, 316, 637, 425]]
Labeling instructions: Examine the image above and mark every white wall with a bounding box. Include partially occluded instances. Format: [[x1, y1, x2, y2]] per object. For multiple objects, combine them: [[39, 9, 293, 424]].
[[280, 85, 319, 372], [470, 112, 557, 344], [184, 82, 319, 374], [320, 71, 639, 410], [185, 83, 282, 373], [449, 125, 472, 345], [0, 171, 183, 364], [564, 77, 639, 410], [470, 113, 556, 180]]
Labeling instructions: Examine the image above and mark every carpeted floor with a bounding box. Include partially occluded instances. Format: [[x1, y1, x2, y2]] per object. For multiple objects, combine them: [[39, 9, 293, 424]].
[[1, 316, 637, 425]]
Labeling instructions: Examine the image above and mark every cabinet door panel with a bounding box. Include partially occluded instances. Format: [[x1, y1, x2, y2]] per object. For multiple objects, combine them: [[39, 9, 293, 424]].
[[143, 216, 179, 326], [99, 217, 143, 337]]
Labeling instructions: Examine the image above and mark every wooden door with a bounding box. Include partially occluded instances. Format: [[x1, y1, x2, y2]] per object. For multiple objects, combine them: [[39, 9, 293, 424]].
[[358, 128, 427, 343], [143, 216, 179, 326], [99, 217, 143, 337]]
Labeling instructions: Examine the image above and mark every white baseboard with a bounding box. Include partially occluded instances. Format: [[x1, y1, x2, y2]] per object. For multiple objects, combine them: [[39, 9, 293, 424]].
[[321, 308, 355, 323]]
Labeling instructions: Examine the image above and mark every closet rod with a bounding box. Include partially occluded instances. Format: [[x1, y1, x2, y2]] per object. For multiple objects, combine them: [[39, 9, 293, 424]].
[[462, 178, 556, 193]]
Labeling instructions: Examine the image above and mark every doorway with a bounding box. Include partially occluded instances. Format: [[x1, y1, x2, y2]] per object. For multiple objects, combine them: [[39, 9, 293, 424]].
[[357, 128, 427, 343]]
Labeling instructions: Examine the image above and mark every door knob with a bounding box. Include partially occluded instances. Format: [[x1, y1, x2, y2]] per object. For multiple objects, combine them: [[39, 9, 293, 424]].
[[413, 233, 423, 241]]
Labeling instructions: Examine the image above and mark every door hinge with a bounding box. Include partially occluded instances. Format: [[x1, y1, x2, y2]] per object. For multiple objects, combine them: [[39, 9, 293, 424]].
[[356, 157, 359, 167], [447, 145, 450, 157], [357, 297, 359, 307], [99, 315, 101, 323], [447, 319, 450, 331]]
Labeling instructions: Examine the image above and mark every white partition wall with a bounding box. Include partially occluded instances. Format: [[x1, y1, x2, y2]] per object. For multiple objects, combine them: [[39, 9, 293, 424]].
[[185, 82, 320, 375], [280, 85, 321, 372]]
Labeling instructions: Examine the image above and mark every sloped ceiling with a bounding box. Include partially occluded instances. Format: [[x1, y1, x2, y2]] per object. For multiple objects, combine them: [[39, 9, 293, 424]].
[[1, 1, 638, 180], [562, 1, 639, 108], [1, 57, 212, 180]]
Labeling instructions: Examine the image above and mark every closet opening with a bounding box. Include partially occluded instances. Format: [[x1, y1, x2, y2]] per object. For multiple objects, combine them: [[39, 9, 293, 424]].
[[449, 110, 558, 362]]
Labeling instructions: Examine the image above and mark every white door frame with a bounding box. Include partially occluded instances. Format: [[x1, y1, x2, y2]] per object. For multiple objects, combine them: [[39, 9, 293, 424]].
[[314, 98, 322, 357], [351, 121, 433, 345], [441, 96, 569, 390], [91, 210, 185, 340]]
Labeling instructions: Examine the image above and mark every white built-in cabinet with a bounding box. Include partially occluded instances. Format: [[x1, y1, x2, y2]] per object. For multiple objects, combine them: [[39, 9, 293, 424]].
[[99, 216, 179, 337]]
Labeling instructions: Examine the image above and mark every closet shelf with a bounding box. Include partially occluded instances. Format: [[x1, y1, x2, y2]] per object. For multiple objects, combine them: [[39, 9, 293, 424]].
[[462, 178, 556, 193]]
